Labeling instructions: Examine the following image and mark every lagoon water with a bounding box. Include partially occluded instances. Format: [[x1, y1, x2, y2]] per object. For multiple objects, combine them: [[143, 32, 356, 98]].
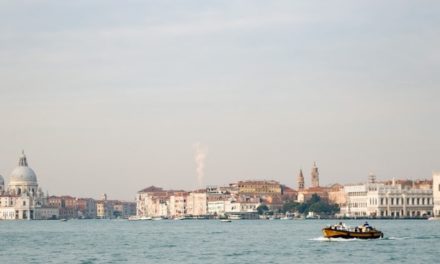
[[0, 219, 439, 263]]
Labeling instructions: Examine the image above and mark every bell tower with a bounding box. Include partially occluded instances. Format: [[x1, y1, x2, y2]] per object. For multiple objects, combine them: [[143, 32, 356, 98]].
[[297, 169, 305, 190], [311, 162, 319, 188]]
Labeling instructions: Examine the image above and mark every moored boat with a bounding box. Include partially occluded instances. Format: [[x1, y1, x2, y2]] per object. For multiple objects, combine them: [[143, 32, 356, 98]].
[[322, 222, 383, 239]]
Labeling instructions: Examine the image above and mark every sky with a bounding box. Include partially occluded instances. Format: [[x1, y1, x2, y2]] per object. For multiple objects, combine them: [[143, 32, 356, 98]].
[[0, 1, 439, 200]]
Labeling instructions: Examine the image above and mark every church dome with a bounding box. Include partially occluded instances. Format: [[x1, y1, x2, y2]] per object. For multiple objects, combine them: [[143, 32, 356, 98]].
[[9, 151, 38, 185]]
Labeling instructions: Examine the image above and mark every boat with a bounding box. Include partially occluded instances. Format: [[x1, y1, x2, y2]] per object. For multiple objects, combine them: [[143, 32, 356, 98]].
[[322, 222, 383, 239], [220, 219, 232, 223], [60, 219, 68, 222], [428, 217, 440, 221], [228, 214, 241, 220], [281, 213, 293, 220], [128, 216, 152, 221]]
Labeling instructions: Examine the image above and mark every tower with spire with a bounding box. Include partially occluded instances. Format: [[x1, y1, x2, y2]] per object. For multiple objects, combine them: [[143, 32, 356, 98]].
[[297, 169, 305, 190], [311, 162, 319, 188]]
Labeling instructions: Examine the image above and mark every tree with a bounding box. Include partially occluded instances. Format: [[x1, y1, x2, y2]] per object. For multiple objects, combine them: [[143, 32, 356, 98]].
[[282, 201, 299, 213], [257, 204, 269, 215]]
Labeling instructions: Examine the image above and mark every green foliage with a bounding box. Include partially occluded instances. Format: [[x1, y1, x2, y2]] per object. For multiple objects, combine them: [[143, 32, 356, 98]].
[[281, 194, 340, 215], [257, 204, 269, 215], [282, 201, 299, 213]]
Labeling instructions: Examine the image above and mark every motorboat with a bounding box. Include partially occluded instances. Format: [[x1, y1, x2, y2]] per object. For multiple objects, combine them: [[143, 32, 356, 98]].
[[228, 214, 241, 220], [128, 216, 152, 221], [322, 222, 383, 239]]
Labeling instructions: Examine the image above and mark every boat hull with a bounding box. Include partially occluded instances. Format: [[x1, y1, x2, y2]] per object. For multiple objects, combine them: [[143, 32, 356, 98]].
[[322, 228, 383, 239]]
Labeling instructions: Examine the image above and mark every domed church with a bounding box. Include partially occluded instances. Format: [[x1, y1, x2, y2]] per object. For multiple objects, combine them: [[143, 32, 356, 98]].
[[0, 151, 59, 220]]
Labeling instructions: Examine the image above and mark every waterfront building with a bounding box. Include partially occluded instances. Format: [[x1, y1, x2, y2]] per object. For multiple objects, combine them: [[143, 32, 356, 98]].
[[207, 193, 231, 216], [433, 172, 440, 217], [169, 192, 188, 217], [237, 180, 282, 194], [77, 198, 97, 219], [48, 195, 79, 219], [136, 186, 175, 218], [0, 151, 57, 220], [96, 194, 114, 219], [327, 184, 346, 206], [186, 190, 207, 216], [113, 201, 136, 218], [342, 175, 433, 218]]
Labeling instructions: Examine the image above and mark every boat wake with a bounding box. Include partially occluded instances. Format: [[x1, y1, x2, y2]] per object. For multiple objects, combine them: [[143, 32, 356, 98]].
[[385, 236, 410, 240], [309, 237, 361, 242]]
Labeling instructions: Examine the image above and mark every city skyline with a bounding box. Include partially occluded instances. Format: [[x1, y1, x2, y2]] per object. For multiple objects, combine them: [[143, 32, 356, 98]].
[[1, 1, 439, 200]]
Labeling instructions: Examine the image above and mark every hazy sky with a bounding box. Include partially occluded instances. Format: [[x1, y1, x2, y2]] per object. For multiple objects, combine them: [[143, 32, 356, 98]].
[[0, 1, 439, 200]]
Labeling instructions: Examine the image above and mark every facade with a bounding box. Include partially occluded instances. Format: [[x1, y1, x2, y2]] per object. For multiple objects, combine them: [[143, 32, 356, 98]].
[[0, 151, 58, 220], [136, 186, 174, 218], [327, 184, 346, 205], [237, 180, 282, 194], [169, 192, 188, 217], [96, 194, 114, 219], [433, 172, 440, 217], [113, 201, 136, 218], [77, 198, 97, 219], [342, 176, 433, 218], [137, 186, 209, 218], [186, 191, 207, 216], [237, 181, 281, 194], [48, 196, 78, 219]]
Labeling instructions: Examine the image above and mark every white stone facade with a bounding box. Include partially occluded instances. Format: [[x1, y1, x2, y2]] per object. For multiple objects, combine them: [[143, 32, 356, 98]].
[[342, 180, 433, 218], [0, 152, 57, 220], [136, 187, 208, 218]]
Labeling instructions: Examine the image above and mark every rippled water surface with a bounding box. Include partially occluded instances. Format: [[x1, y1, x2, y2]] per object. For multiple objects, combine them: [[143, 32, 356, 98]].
[[0, 219, 439, 263]]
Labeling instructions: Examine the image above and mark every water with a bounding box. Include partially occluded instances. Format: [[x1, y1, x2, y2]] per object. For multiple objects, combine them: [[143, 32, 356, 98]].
[[0, 219, 439, 263]]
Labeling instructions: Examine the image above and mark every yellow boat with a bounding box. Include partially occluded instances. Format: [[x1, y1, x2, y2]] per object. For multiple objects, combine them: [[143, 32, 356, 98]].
[[322, 223, 383, 239]]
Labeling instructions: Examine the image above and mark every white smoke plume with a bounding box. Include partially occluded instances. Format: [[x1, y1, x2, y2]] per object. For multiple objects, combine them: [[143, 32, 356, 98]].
[[193, 142, 208, 188]]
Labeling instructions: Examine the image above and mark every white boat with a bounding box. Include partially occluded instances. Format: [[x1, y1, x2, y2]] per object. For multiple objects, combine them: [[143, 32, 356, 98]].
[[220, 219, 232, 223], [280, 216, 293, 220], [174, 216, 191, 220], [152, 217, 163, 221], [128, 216, 152, 221], [228, 215, 241, 220]]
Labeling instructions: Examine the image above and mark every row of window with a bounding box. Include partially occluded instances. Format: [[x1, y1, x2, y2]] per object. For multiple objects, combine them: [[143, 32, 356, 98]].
[[379, 210, 431, 217], [377, 197, 431, 206], [349, 202, 367, 208]]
